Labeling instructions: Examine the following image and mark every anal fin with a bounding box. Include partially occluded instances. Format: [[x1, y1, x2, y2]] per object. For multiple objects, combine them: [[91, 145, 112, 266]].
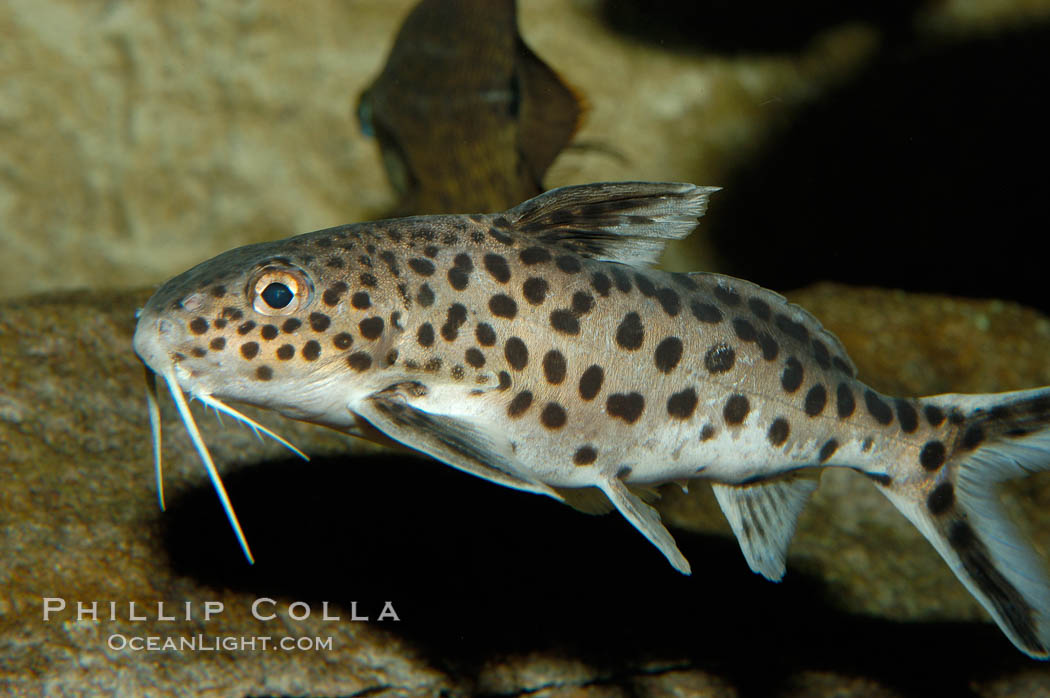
[[711, 474, 818, 581]]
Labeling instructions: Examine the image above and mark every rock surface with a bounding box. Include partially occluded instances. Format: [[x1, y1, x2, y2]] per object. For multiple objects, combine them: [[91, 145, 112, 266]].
[[4, 284, 1050, 695]]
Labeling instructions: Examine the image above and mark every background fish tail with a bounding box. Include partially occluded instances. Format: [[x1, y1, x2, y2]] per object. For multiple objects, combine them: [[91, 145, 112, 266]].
[[878, 388, 1050, 658]]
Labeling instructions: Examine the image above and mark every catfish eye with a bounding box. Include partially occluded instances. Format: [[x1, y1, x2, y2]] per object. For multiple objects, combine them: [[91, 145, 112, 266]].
[[250, 267, 311, 316], [261, 282, 293, 309]]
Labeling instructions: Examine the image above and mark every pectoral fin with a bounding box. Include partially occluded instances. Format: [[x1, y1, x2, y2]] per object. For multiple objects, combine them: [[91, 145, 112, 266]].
[[711, 474, 818, 581], [598, 473, 691, 575], [356, 384, 564, 502]]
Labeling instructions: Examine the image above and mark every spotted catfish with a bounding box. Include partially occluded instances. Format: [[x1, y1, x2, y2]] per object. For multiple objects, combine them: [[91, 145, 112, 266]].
[[134, 182, 1050, 658]]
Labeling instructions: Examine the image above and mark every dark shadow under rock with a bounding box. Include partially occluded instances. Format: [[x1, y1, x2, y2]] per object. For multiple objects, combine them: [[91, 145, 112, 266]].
[[598, 0, 920, 54], [707, 22, 1050, 313]]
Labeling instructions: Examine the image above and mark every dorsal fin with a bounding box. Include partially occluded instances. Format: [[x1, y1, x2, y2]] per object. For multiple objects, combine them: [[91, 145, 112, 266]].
[[711, 474, 819, 581], [504, 182, 720, 267]]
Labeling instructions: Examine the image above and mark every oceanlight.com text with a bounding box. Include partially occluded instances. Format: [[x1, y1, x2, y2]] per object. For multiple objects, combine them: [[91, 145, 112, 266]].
[[107, 634, 334, 652]]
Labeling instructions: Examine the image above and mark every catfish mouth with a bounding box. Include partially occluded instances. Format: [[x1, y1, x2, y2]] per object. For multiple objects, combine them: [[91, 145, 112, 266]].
[[137, 334, 307, 565]]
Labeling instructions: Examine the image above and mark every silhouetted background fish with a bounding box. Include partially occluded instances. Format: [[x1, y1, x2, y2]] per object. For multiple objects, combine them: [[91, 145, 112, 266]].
[[357, 0, 583, 215]]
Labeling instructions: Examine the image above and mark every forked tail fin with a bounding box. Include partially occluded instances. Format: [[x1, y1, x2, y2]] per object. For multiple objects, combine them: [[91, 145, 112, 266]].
[[877, 388, 1050, 658]]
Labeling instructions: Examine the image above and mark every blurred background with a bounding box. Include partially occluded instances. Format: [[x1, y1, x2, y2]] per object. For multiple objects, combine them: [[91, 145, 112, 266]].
[[3, 0, 1047, 307]]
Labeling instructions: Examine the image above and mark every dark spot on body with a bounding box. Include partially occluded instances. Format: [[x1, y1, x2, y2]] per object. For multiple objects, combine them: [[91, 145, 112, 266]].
[[540, 403, 568, 429], [351, 292, 371, 309], [896, 400, 919, 433], [210, 285, 226, 298], [654, 337, 683, 373], [189, 317, 209, 335], [213, 319, 227, 329], [281, 318, 301, 333], [222, 307, 244, 321], [714, 283, 741, 306], [781, 357, 804, 393], [465, 348, 485, 368], [655, 288, 681, 316], [520, 247, 551, 265], [260, 324, 279, 340], [836, 383, 856, 418], [571, 292, 594, 315], [475, 323, 496, 346], [543, 350, 567, 384], [347, 352, 372, 371], [961, 425, 985, 450], [607, 393, 645, 424], [579, 365, 604, 400], [724, 394, 749, 425], [489, 294, 518, 319], [573, 446, 597, 465], [240, 342, 259, 360], [209, 337, 226, 351], [190, 347, 207, 358], [417, 323, 435, 347], [690, 301, 723, 324], [488, 227, 513, 245], [302, 341, 321, 361], [925, 404, 946, 427], [757, 333, 779, 361], [667, 388, 698, 419], [255, 365, 273, 381], [775, 314, 809, 342], [323, 282, 348, 306], [672, 274, 700, 291], [634, 274, 656, 297], [733, 317, 757, 342], [379, 250, 400, 276], [768, 418, 790, 446], [359, 273, 377, 288], [812, 340, 831, 369], [748, 298, 771, 320], [416, 283, 435, 307], [424, 245, 439, 258], [819, 439, 839, 463], [441, 303, 468, 341], [865, 390, 894, 425], [804, 385, 827, 417], [556, 255, 582, 273], [550, 309, 580, 335], [409, 258, 436, 276], [701, 424, 716, 440], [591, 273, 611, 297], [704, 343, 735, 374], [498, 371, 512, 391], [447, 266, 470, 291], [505, 337, 528, 370], [523, 277, 548, 305], [276, 344, 294, 360], [508, 391, 533, 417], [424, 358, 442, 372], [333, 333, 353, 350], [359, 317, 384, 340], [484, 254, 511, 283], [615, 312, 644, 350], [611, 268, 632, 293]]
